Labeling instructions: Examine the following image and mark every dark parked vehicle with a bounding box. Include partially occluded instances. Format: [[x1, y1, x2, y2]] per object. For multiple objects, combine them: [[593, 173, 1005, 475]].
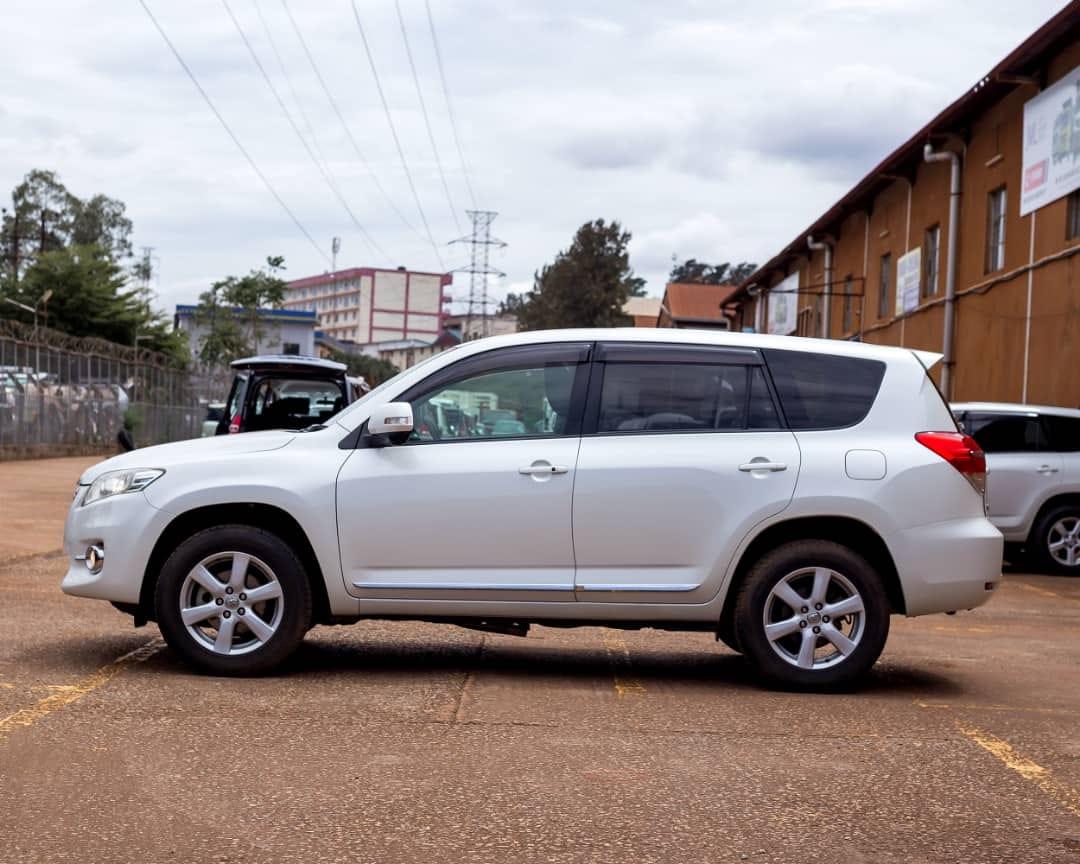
[[218, 356, 364, 434]]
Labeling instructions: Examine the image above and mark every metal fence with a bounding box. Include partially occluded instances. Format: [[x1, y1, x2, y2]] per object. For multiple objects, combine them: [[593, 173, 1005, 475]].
[[0, 319, 206, 452]]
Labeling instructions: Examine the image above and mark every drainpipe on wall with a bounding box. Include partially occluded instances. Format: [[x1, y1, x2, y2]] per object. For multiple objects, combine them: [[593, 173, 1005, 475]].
[[807, 235, 834, 338], [923, 142, 962, 399]]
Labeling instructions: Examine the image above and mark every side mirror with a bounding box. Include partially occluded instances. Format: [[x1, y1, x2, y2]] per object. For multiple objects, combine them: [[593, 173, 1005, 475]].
[[368, 402, 414, 436]]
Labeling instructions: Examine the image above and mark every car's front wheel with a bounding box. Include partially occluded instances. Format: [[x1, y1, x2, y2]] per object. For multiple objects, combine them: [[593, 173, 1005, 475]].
[[155, 525, 312, 675], [733, 540, 890, 689]]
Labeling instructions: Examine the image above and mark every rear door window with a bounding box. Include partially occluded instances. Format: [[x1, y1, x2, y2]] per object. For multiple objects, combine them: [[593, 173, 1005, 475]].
[[763, 349, 885, 430], [963, 413, 1048, 453], [593, 346, 781, 434]]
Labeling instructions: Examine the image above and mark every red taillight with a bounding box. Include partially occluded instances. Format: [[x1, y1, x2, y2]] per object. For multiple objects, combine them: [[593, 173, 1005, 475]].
[[228, 414, 241, 434], [916, 431, 986, 496]]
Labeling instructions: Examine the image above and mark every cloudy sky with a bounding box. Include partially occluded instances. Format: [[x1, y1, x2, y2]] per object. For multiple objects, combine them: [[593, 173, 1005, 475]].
[[0, 0, 1070, 314]]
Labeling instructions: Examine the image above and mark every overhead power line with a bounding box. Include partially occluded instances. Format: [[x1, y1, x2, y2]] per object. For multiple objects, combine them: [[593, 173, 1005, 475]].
[[394, 0, 461, 235], [138, 0, 330, 265], [351, 0, 445, 272], [252, 0, 330, 175], [278, 0, 423, 246], [220, 0, 388, 260], [425, 0, 478, 211]]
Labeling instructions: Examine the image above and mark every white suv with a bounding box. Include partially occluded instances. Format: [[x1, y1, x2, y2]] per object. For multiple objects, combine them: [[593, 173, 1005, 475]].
[[952, 402, 1080, 573], [62, 329, 1002, 688]]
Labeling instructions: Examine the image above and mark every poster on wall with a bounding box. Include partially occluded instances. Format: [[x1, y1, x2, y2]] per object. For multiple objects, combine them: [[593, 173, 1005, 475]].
[[895, 248, 921, 316], [1021, 63, 1080, 216], [767, 272, 799, 335]]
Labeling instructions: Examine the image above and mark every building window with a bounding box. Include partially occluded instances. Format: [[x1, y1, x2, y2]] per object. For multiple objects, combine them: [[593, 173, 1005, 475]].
[[1068, 190, 1080, 242], [842, 276, 853, 333], [282, 342, 300, 355], [878, 253, 891, 319], [922, 225, 940, 298], [986, 186, 1007, 272]]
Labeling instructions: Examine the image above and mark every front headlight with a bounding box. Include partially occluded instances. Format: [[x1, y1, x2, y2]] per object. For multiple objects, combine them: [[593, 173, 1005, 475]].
[[82, 469, 165, 506]]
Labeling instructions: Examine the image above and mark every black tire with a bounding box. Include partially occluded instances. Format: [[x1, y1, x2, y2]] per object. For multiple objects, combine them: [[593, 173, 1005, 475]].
[[155, 525, 313, 675], [733, 540, 890, 690], [1029, 504, 1080, 576]]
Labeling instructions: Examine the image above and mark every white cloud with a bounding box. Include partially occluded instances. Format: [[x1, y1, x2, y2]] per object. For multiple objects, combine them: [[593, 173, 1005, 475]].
[[0, 0, 1069, 317]]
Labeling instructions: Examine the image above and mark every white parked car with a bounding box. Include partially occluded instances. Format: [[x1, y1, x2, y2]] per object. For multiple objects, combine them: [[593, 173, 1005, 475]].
[[952, 402, 1080, 573], [62, 329, 1002, 688]]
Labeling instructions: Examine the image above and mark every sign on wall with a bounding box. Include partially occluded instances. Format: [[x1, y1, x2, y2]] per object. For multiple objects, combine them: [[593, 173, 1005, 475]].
[[767, 272, 799, 335], [1021, 63, 1080, 216], [896, 248, 921, 316]]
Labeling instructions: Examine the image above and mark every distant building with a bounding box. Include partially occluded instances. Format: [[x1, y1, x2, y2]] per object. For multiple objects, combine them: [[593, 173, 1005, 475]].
[[657, 283, 739, 329], [442, 313, 518, 341], [282, 266, 452, 344], [174, 305, 317, 359], [623, 296, 662, 327]]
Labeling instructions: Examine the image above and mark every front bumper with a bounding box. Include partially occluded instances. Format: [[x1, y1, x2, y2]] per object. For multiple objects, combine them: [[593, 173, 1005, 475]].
[[889, 516, 1004, 616], [61, 489, 168, 604]]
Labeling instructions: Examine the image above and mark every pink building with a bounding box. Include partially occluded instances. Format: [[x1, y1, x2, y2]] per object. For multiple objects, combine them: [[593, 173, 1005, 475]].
[[282, 266, 452, 344]]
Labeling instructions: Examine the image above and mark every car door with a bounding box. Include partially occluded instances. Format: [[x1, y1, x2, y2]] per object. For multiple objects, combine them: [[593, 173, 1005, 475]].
[[571, 342, 800, 603], [961, 411, 1062, 537], [336, 342, 591, 600]]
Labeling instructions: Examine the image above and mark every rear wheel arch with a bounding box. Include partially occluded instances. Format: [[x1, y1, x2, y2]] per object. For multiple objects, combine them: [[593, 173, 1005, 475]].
[[720, 516, 905, 646], [140, 503, 330, 625]]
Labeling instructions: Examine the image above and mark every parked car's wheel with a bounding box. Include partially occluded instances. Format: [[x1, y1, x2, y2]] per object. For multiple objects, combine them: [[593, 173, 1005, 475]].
[[733, 540, 890, 690], [1030, 504, 1080, 575], [155, 525, 313, 675]]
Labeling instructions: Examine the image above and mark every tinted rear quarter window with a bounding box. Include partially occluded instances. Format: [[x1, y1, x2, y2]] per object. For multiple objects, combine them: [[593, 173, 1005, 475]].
[[1042, 415, 1080, 452], [763, 350, 886, 430]]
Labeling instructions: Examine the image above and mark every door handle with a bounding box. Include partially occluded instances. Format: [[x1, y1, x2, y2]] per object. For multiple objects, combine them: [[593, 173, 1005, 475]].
[[1036, 465, 1060, 474], [519, 464, 569, 476], [738, 461, 787, 473]]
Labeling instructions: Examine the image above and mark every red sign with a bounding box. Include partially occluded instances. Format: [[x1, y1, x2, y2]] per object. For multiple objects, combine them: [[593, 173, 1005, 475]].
[[1024, 160, 1048, 192]]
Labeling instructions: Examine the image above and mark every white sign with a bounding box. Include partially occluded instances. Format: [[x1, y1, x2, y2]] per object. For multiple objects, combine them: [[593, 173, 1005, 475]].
[[767, 272, 799, 335], [896, 248, 921, 316], [1021, 64, 1080, 216]]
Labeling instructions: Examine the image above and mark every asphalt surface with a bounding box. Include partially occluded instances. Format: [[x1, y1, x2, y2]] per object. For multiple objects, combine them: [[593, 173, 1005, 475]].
[[2, 457, 1080, 863]]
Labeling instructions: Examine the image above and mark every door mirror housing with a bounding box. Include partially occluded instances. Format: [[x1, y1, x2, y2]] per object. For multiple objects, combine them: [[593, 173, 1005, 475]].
[[368, 402, 414, 436]]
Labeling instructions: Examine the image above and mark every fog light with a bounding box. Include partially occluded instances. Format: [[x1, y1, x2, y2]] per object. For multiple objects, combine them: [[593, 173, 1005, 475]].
[[84, 544, 104, 574]]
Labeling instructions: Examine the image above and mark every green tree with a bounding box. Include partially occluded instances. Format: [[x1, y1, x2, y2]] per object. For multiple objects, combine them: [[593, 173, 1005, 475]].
[[514, 219, 641, 331], [669, 258, 757, 285], [7, 245, 186, 363], [193, 256, 289, 365], [326, 349, 399, 388]]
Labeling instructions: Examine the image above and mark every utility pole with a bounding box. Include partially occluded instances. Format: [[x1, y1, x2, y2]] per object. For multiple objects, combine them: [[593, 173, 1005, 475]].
[[451, 211, 506, 340]]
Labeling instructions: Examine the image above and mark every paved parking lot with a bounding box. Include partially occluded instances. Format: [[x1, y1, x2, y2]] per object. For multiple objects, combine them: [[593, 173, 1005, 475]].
[[2, 457, 1079, 863]]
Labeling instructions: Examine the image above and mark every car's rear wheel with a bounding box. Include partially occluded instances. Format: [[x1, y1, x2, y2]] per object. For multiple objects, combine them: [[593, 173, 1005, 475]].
[[1030, 504, 1080, 575], [155, 525, 312, 675], [733, 540, 890, 690]]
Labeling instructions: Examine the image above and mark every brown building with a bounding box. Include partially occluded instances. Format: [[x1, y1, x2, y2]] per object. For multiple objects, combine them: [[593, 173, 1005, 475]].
[[731, 3, 1080, 406], [623, 296, 662, 327], [658, 282, 740, 329]]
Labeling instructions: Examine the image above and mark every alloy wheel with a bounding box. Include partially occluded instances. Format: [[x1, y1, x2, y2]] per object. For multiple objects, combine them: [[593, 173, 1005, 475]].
[[179, 551, 285, 655], [762, 567, 865, 670], [1047, 517, 1080, 568]]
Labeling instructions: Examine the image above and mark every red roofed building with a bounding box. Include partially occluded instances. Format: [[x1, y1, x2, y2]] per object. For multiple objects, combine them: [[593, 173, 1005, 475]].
[[657, 282, 740, 330]]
